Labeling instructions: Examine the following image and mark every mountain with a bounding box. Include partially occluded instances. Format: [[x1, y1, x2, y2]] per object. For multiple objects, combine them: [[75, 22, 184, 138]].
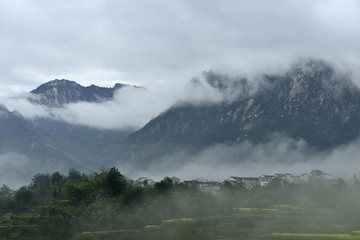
[[26, 79, 136, 168], [116, 59, 360, 166], [0, 104, 79, 171], [0, 103, 122, 187], [0, 104, 51, 160], [30, 118, 132, 168], [29, 79, 140, 107], [0, 79, 139, 185], [0, 103, 133, 186]]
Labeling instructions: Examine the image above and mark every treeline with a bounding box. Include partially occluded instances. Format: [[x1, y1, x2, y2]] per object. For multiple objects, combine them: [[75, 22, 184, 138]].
[[0, 168, 219, 239], [1, 168, 360, 239]]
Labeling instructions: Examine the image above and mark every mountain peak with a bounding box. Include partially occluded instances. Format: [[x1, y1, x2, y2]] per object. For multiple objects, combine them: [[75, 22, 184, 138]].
[[31, 79, 80, 93], [292, 58, 333, 73], [288, 59, 334, 86], [29, 79, 140, 107]]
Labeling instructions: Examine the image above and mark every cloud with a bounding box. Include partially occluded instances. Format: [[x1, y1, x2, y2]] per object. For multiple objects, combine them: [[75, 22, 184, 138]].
[[0, 0, 359, 92], [2, 70, 244, 130], [1, 94, 51, 119], [1, 0, 360, 127], [127, 135, 360, 182], [0, 153, 34, 189], [50, 86, 169, 130], [2, 57, 358, 131]]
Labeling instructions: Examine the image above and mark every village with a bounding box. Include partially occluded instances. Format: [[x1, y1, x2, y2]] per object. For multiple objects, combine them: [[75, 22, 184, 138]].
[[133, 170, 354, 193]]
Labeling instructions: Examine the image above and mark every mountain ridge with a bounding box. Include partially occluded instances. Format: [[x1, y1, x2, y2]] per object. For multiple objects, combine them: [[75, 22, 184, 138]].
[[29, 79, 142, 107]]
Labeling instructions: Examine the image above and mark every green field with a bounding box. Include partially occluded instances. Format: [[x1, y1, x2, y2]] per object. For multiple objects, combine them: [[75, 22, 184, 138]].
[[71, 206, 360, 240]]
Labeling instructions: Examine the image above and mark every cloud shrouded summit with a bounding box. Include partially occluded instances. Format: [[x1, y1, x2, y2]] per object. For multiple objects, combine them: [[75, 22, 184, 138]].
[[115, 59, 360, 169]]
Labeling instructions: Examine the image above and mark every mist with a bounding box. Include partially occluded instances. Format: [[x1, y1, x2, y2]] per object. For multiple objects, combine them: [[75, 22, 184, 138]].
[[1, 72, 243, 130], [127, 134, 360, 182], [2, 57, 359, 132], [0, 153, 36, 189]]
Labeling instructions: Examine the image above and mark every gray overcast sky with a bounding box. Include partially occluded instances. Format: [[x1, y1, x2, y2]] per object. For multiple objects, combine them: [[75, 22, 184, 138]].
[[1, 0, 360, 95]]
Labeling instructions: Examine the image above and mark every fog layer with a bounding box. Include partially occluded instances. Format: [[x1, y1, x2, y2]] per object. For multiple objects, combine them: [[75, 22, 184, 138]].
[[128, 135, 360, 182]]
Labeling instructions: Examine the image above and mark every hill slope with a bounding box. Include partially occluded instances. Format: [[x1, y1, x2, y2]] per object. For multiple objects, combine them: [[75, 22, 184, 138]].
[[30, 118, 132, 168], [0, 104, 87, 176]]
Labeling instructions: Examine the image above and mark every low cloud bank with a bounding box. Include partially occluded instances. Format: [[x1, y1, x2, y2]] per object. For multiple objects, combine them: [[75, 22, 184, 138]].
[[3, 57, 360, 131], [1, 135, 360, 189], [2, 74, 242, 130], [127, 135, 360, 182]]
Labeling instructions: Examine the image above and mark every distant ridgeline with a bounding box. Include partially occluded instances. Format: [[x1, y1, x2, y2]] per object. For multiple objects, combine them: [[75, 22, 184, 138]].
[[116, 59, 360, 167]]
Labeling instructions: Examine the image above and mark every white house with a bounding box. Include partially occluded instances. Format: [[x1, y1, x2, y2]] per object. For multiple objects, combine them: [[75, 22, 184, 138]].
[[225, 176, 260, 190], [184, 180, 221, 193], [135, 177, 155, 187], [259, 175, 276, 186]]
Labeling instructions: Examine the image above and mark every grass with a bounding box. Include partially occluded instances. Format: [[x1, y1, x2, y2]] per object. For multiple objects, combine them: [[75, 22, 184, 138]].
[[272, 233, 360, 239], [162, 217, 194, 224], [72, 206, 348, 240], [4, 205, 359, 240], [73, 229, 138, 240], [237, 207, 279, 212], [144, 224, 160, 230]]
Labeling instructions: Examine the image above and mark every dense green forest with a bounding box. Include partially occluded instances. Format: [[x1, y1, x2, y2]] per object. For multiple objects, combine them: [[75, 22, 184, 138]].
[[1, 168, 360, 240]]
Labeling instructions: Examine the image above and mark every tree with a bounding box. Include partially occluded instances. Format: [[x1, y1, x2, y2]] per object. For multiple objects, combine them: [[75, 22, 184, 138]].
[[0, 184, 14, 213], [103, 167, 127, 197], [0, 184, 13, 198], [154, 177, 173, 192], [31, 173, 52, 203], [333, 177, 346, 190], [14, 186, 34, 211], [51, 172, 63, 185], [68, 169, 83, 182]]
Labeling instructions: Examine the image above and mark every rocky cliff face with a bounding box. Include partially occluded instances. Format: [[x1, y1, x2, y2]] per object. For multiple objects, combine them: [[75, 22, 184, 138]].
[[29, 79, 133, 107], [119, 59, 360, 165]]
